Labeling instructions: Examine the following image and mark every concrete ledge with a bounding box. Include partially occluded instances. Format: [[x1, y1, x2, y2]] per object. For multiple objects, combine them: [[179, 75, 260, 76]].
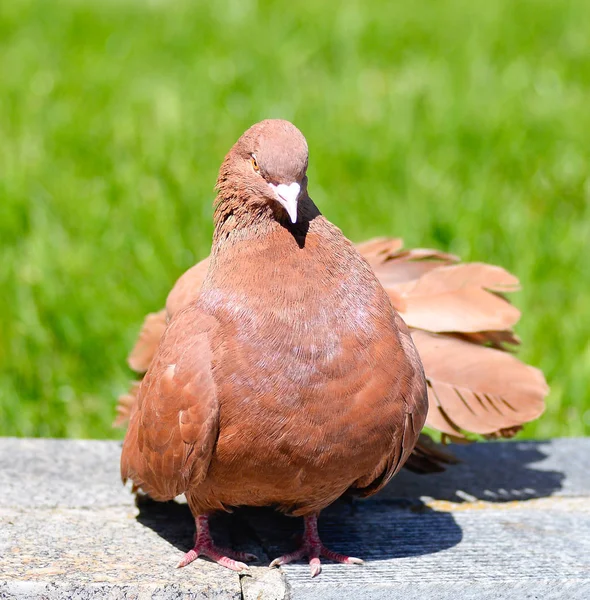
[[1, 438, 589, 599]]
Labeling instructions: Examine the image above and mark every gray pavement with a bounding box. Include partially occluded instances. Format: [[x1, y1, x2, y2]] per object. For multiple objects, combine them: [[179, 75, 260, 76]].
[[0, 437, 588, 599]]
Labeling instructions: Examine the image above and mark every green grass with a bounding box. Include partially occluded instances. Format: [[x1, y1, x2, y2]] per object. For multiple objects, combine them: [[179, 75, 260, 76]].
[[1, 0, 589, 439]]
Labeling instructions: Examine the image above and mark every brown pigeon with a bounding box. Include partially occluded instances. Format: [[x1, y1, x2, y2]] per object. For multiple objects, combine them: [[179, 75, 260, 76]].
[[118, 243, 548, 444], [121, 120, 431, 576]]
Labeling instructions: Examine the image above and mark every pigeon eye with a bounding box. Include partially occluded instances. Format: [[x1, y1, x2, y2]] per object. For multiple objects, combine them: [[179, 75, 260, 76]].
[[251, 155, 260, 173]]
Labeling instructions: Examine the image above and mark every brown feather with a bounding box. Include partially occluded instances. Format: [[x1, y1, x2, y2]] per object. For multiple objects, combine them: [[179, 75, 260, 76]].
[[394, 263, 521, 333], [403, 433, 461, 474], [165, 258, 210, 319], [353, 237, 404, 259], [127, 310, 167, 373], [113, 381, 140, 428], [369, 247, 459, 287], [121, 311, 220, 500], [450, 330, 521, 350], [412, 330, 548, 438]]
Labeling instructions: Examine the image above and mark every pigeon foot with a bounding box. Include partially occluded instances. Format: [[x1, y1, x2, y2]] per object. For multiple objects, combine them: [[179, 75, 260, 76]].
[[269, 514, 364, 577], [177, 515, 258, 572]]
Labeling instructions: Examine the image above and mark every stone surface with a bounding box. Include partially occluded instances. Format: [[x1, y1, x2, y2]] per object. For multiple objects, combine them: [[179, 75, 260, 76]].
[[0, 438, 128, 509], [276, 498, 590, 599], [241, 567, 288, 600], [0, 438, 240, 599], [1, 437, 589, 599]]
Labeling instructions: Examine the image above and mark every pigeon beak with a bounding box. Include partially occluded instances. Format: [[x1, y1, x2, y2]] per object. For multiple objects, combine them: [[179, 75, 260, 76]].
[[268, 182, 300, 224]]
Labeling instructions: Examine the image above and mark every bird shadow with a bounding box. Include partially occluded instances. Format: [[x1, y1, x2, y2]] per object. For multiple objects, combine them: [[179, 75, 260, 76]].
[[135, 496, 461, 564], [134, 440, 564, 565], [380, 439, 566, 504]]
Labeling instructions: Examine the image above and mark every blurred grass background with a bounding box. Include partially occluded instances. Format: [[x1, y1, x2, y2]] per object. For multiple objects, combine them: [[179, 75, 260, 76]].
[[1, 0, 589, 439]]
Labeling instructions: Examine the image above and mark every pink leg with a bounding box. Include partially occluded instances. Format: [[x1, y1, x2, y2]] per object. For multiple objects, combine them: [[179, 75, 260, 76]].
[[270, 514, 364, 577], [177, 515, 258, 572]]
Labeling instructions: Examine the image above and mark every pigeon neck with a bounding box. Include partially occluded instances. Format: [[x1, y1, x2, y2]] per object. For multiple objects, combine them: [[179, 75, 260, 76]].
[[212, 195, 282, 247], [212, 192, 319, 250]]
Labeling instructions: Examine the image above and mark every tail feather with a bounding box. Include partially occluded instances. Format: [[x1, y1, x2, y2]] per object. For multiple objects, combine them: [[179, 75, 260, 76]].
[[113, 381, 140, 428], [127, 310, 167, 373], [403, 433, 461, 474], [392, 263, 521, 333], [354, 237, 404, 258], [413, 330, 548, 438], [165, 257, 210, 318], [450, 330, 521, 351]]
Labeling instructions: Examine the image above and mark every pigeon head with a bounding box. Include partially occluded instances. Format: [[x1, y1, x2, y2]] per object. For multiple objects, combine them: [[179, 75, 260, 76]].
[[216, 120, 309, 224]]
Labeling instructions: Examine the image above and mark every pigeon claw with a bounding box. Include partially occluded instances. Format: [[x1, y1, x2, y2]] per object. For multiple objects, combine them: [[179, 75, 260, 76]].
[[270, 545, 363, 577], [269, 514, 364, 578], [177, 515, 258, 572], [177, 545, 257, 571]]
